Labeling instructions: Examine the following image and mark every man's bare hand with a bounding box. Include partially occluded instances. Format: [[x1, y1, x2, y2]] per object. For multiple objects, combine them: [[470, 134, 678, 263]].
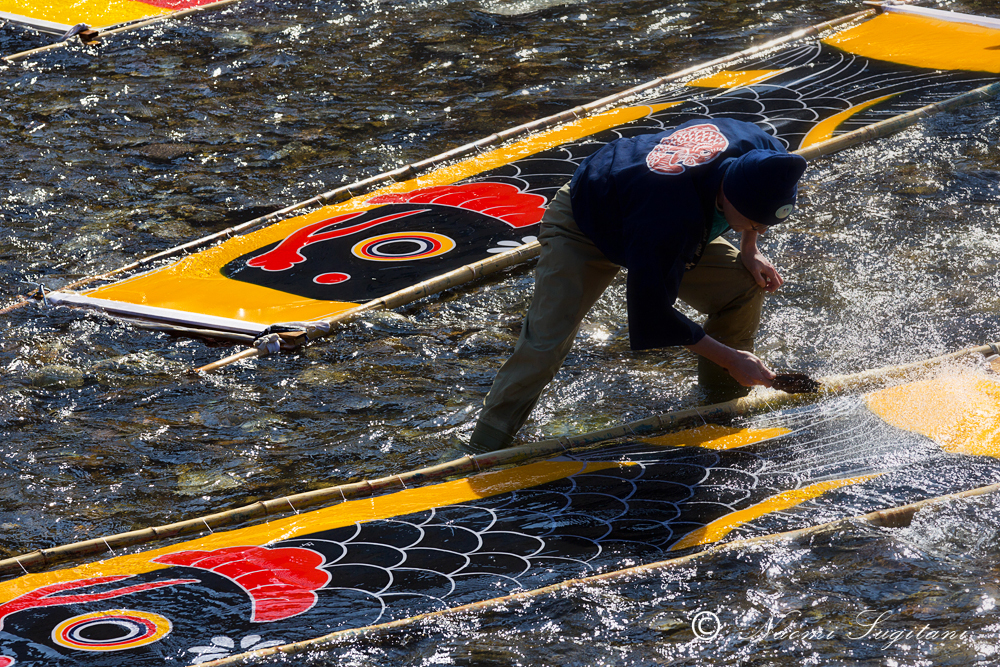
[[723, 348, 776, 387], [741, 250, 783, 293], [685, 335, 776, 387]]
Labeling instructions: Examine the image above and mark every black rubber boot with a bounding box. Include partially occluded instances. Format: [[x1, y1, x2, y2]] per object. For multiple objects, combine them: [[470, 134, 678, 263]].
[[436, 422, 516, 465], [698, 356, 752, 404], [465, 421, 515, 454]]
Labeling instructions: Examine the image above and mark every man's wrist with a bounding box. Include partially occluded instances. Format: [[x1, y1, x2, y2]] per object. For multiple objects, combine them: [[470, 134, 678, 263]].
[[686, 335, 738, 370]]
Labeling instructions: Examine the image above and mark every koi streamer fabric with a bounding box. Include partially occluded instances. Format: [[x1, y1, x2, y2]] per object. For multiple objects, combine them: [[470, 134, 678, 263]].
[[2, 371, 1000, 665], [45, 6, 1000, 338], [0, 0, 223, 35]]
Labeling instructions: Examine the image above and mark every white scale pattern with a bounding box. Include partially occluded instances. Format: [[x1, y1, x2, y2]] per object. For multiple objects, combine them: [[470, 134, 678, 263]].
[[468, 38, 994, 207], [268, 397, 969, 632]]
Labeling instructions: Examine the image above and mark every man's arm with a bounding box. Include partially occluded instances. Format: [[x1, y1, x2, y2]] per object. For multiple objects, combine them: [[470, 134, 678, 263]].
[[685, 334, 776, 388], [740, 230, 783, 293]]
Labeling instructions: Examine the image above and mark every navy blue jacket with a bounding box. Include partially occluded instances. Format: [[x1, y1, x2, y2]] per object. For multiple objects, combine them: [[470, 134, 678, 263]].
[[570, 118, 785, 350]]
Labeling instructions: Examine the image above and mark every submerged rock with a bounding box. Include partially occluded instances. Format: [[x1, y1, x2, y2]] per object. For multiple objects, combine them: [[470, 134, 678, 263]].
[[28, 364, 86, 388], [92, 352, 186, 386], [175, 468, 242, 496], [297, 365, 353, 386], [649, 615, 689, 634]]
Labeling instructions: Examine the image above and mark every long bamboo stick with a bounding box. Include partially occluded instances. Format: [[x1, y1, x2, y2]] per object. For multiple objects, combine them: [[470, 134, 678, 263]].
[[1, 0, 241, 63], [194, 73, 1000, 375], [2, 342, 995, 579], [0, 9, 875, 317], [192, 478, 1000, 667]]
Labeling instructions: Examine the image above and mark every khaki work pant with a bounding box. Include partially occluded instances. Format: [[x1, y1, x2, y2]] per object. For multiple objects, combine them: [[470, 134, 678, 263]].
[[470, 184, 764, 452]]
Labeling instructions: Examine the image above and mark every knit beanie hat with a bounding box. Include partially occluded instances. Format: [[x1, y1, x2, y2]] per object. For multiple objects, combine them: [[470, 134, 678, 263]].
[[722, 149, 808, 225]]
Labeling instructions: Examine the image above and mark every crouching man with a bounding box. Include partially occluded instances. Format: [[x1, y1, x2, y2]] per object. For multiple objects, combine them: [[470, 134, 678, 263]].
[[468, 118, 808, 453]]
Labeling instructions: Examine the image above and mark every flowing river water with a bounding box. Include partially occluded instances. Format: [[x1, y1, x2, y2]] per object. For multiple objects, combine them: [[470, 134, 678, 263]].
[[2, 0, 1000, 664]]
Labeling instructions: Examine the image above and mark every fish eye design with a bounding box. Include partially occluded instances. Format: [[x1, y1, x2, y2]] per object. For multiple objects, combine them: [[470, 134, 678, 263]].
[[51, 609, 172, 652], [351, 232, 456, 261]]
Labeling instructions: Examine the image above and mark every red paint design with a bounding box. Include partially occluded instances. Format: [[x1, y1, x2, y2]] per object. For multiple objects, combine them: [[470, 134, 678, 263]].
[[313, 272, 351, 285], [646, 123, 729, 175], [367, 183, 546, 228], [247, 183, 544, 275], [0, 576, 197, 631], [154, 546, 330, 623], [135, 0, 224, 10], [247, 209, 428, 272], [0, 656, 15, 666]]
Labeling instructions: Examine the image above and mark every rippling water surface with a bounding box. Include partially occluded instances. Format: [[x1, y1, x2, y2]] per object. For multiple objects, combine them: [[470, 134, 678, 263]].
[[2, 0, 1000, 664]]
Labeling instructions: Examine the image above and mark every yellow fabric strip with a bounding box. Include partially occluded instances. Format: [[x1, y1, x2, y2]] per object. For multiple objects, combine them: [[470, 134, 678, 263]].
[[670, 474, 879, 551], [686, 70, 786, 89], [642, 424, 790, 450], [0, 461, 622, 601], [84, 272, 362, 327], [81, 103, 680, 326], [0, 0, 170, 30], [866, 373, 1000, 458], [823, 12, 1000, 75], [798, 93, 897, 149]]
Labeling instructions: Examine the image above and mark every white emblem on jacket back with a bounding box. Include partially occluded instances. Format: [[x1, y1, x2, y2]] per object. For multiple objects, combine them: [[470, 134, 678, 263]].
[[646, 124, 730, 175]]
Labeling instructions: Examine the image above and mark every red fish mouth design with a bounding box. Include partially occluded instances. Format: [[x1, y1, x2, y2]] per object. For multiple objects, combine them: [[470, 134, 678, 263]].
[[366, 183, 546, 227], [0, 575, 198, 633], [224, 181, 548, 302], [154, 545, 331, 623]]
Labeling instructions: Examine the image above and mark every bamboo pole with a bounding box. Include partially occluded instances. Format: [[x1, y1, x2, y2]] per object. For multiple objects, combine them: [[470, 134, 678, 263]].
[[2, 342, 995, 579], [1, 0, 242, 64], [191, 478, 1000, 667], [796, 80, 1000, 161], [0, 9, 875, 316]]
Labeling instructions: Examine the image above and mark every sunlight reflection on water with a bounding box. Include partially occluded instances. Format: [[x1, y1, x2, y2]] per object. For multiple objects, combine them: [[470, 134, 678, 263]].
[[1, 0, 1000, 664]]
